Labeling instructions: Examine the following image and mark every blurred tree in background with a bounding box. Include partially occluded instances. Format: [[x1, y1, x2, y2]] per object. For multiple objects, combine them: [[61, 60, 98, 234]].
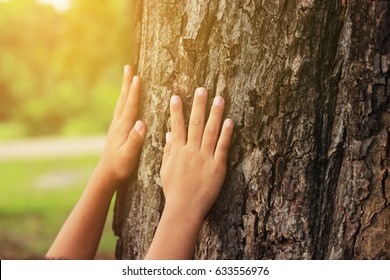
[[0, 0, 134, 138]]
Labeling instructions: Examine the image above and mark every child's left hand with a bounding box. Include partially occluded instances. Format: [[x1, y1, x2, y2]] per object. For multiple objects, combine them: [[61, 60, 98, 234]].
[[47, 65, 147, 259], [98, 65, 147, 187]]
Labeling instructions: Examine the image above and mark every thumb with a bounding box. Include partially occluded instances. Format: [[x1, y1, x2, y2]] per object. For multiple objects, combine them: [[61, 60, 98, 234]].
[[126, 120, 147, 151]]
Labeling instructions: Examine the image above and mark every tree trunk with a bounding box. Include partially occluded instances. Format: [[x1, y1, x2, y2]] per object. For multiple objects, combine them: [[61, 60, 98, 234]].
[[113, 0, 390, 259]]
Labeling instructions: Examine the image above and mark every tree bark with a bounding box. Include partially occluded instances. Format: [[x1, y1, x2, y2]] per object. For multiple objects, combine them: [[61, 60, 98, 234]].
[[113, 0, 390, 259]]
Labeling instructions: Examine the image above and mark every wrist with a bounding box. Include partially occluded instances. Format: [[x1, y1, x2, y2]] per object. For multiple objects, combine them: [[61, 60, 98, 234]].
[[88, 161, 124, 195], [163, 201, 205, 230], [145, 201, 205, 260]]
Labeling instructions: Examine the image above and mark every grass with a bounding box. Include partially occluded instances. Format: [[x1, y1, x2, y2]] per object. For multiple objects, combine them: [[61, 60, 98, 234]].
[[0, 122, 28, 141], [0, 155, 117, 259]]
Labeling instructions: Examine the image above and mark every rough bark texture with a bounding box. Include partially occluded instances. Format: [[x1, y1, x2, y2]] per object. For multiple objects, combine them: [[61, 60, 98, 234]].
[[113, 0, 390, 259]]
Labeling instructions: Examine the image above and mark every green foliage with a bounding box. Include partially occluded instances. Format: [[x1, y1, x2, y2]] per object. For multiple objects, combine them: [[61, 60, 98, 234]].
[[0, 0, 134, 137], [0, 121, 28, 140], [0, 155, 116, 259]]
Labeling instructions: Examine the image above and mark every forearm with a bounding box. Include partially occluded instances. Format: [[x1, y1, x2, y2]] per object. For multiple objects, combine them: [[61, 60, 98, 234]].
[[46, 66, 146, 259], [145, 204, 204, 260], [47, 163, 118, 259]]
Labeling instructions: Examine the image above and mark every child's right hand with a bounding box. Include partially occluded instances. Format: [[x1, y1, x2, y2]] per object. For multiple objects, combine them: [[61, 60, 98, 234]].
[[160, 87, 234, 221], [145, 87, 233, 259]]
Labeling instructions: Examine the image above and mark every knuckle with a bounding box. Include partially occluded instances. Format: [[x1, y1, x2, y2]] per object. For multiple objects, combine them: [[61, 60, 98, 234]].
[[128, 131, 141, 143], [172, 120, 184, 129], [204, 125, 217, 136], [193, 98, 205, 107], [190, 117, 202, 126], [218, 141, 230, 152]]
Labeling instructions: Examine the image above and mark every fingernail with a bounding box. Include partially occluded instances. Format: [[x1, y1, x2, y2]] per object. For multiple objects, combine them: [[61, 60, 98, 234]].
[[135, 121, 143, 133], [166, 132, 171, 143], [124, 65, 130, 75], [196, 87, 206, 96], [171, 95, 180, 104], [224, 119, 234, 128], [132, 75, 139, 83], [213, 96, 223, 106]]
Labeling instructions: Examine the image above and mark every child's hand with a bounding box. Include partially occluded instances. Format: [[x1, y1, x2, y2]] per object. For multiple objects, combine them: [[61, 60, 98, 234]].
[[98, 65, 147, 185], [48, 65, 147, 259], [160, 87, 233, 220], [145, 87, 233, 259]]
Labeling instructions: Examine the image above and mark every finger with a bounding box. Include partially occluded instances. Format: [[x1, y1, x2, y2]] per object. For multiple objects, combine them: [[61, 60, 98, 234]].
[[161, 132, 172, 173], [126, 120, 147, 153], [214, 119, 234, 164], [122, 75, 141, 125], [188, 87, 208, 148], [114, 65, 134, 119], [170, 95, 186, 147], [201, 96, 225, 155]]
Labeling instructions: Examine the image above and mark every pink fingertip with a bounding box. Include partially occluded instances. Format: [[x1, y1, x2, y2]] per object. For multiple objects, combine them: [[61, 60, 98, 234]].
[[196, 87, 207, 96], [135, 121, 143, 133], [224, 119, 234, 128], [132, 75, 140, 84], [171, 95, 180, 104], [124, 65, 130, 75], [166, 132, 172, 143], [213, 96, 224, 106]]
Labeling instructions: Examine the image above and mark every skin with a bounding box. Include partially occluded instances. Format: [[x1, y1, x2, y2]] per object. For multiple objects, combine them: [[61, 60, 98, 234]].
[[145, 88, 234, 259], [47, 65, 147, 259], [47, 66, 233, 260]]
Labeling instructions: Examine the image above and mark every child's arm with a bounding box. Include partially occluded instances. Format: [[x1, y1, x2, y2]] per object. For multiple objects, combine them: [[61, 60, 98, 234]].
[[46, 66, 146, 260], [145, 87, 233, 259]]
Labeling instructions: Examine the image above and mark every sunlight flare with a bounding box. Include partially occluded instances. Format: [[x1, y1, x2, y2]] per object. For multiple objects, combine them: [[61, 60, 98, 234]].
[[37, 0, 71, 11]]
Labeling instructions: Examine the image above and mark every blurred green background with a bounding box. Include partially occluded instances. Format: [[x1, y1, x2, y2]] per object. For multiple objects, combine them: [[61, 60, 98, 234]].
[[0, 0, 134, 259]]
